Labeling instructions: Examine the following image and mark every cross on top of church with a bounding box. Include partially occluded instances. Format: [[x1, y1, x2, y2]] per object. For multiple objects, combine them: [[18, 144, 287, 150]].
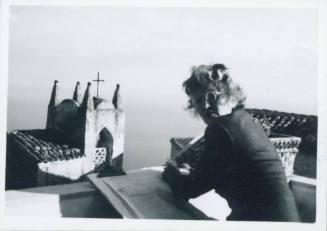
[[93, 72, 105, 98]]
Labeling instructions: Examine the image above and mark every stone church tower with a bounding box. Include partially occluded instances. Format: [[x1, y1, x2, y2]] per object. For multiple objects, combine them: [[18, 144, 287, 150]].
[[46, 80, 125, 171]]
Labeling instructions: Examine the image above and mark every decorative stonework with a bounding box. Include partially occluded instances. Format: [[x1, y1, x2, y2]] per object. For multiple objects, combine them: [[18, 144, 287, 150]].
[[93, 148, 107, 168]]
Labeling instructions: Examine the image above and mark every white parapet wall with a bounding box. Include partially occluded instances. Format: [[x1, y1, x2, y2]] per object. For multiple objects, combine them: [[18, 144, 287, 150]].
[[84, 107, 125, 161]]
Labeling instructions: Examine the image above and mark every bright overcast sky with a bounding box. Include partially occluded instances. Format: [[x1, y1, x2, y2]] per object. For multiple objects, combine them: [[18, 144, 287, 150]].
[[9, 6, 317, 111], [7, 6, 318, 169]]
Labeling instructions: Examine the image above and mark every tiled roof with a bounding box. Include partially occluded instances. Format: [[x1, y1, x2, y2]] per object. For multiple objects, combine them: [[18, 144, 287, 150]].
[[9, 129, 85, 163], [246, 108, 317, 151]]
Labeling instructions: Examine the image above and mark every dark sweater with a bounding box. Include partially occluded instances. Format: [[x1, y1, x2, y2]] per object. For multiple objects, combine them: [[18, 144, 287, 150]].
[[163, 109, 300, 221]]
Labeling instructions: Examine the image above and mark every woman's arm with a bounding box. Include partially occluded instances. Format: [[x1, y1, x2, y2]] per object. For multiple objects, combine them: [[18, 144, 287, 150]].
[[173, 134, 204, 166], [162, 121, 234, 200]]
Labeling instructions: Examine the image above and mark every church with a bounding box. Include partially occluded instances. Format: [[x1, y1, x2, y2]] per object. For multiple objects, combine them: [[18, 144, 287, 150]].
[[6, 77, 125, 189]]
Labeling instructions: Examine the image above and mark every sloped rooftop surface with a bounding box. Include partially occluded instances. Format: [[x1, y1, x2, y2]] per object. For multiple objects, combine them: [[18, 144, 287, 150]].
[[9, 129, 85, 163]]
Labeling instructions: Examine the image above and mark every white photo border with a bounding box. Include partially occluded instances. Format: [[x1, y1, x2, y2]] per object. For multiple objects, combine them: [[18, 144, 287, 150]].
[[0, 0, 326, 230]]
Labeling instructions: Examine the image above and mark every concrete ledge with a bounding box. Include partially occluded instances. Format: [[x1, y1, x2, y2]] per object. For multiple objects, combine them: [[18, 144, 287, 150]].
[[5, 182, 122, 218], [291, 175, 316, 186], [289, 175, 316, 223]]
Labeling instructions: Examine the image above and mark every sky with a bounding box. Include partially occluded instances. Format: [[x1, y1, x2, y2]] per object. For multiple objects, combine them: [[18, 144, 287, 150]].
[[7, 6, 318, 170]]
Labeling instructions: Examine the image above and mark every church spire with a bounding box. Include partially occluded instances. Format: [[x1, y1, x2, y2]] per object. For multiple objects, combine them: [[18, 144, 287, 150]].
[[46, 80, 59, 129], [81, 82, 94, 111], [112, 84, 123, 109], [73, 81, 82, 104], [48, 80, 60, 107]]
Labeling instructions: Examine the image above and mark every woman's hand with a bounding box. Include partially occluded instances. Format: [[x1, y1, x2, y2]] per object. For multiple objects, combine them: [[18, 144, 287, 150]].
[[162, 160, 181, 184], [162, 160, 191, 201], [163, 160, 191, 177], [165, 159, 179, 169], [179, 163, 191, 176]]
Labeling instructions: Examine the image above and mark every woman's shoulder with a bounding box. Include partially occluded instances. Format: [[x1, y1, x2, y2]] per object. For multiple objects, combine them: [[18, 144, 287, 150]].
[[205, 108, 255, 141], [205, 117, 234, 142], [229, 108, 252, 120], [218, 108, 274, 148], [218, 108, 255, 128], [209, 108, 250, 127]]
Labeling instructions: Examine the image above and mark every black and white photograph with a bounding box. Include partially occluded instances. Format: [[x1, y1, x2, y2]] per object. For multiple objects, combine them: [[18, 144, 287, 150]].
[[0, 0, 326, 230]]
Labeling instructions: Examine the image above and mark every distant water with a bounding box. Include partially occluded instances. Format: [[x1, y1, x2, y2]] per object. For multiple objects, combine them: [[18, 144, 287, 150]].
[[7, 100, 205, 171]]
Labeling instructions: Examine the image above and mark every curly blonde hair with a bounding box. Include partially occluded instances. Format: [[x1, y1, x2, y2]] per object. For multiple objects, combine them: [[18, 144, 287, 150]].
[[183, 64, 246, 115]]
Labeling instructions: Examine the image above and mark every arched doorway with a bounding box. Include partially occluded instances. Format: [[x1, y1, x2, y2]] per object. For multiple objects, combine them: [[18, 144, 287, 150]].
[[96, 127, 114, 168]]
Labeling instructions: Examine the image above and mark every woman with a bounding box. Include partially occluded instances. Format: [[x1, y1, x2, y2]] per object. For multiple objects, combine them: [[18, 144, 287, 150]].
[[162, 64, 300, 221]]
